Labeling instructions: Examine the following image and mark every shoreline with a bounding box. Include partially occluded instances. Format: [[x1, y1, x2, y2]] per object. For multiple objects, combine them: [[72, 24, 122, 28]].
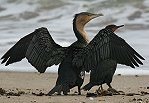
[[0, 71, 149, 103], [1, 67, 149, 75]]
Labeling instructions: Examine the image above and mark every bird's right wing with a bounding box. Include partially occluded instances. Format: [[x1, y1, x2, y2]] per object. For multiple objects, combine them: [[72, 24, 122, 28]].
[[73, 29, 145, 72], [1, 27, 68, 73], [1, 32, 34, 65], [26, 27, 68, 73]]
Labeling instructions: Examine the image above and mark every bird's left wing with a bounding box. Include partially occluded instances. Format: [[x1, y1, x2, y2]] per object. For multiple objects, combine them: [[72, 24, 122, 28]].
[[73, 29, 145, 72]]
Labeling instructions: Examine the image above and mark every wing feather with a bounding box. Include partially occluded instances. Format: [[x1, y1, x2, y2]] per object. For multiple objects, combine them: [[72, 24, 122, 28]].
[[26, 27, 67, 73], [73, 29, 145, 71], [1, 32, 34, 65], [1, 27, 68, 73]]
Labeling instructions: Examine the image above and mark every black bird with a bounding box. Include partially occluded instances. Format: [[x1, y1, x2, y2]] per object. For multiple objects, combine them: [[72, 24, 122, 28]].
[[73, 24, 145, 93], [1, 12, 103, 95]]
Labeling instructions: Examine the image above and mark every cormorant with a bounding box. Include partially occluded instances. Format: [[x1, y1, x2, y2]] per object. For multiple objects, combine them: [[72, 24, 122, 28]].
[[1, 12, 103, 95], [73, 24, 145, 94]]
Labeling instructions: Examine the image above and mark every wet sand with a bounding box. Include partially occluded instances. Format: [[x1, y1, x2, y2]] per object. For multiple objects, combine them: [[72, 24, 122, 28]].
[[0, 71, 149, 103]]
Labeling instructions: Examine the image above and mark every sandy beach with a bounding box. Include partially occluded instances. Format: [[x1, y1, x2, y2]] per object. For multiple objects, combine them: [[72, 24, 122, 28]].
[[0, 71, 148, 103]]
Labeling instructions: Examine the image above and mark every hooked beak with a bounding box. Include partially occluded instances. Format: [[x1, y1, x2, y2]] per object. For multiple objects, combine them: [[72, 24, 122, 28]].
[[91, 13, 103, 19], [117, 25, 124, 28], [95, 13, 104, 17]]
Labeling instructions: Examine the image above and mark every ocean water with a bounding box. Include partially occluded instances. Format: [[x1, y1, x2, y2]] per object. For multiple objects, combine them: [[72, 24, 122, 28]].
[[0, 0, 149, 75]]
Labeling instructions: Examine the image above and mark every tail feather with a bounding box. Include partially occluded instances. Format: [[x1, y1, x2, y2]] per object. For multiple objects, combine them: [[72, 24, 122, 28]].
[[82, 83, 93, 91]]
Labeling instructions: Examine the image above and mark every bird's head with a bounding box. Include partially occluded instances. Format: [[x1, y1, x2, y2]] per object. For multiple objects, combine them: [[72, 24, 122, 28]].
[[73, 12, 103, 43], [105, 24, 124, 32], [74, 12, 103, 26]]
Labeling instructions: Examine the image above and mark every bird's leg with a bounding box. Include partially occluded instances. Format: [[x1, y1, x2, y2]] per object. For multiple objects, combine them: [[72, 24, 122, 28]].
[[63, 91, 68, 95], [107, 83, 112, 88], [107, 83, 120, 95], [97, 85, 103, 92], [96, 85, 101, 95], [78, 86, 81, 95], [100, 85, 104, 91], [62, 84, 70, 95], [96, 85, 106, 95], [57, 91, 61, 95], [96, 85, 113, 96], [57, 85, 63, 95]]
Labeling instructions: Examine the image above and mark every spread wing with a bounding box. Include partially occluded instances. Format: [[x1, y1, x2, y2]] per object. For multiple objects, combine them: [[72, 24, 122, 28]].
[[1, 27, 68, 73], [1, 32, 34, 65], [73, 29, 145, 72]]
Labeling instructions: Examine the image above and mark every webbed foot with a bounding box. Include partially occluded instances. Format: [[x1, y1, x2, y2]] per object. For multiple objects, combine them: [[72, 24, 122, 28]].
[[107, 88, 120, 95]]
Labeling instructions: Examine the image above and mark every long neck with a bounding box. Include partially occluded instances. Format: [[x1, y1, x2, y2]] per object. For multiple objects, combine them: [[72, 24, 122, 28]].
[[73, 18, 89, 43]]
